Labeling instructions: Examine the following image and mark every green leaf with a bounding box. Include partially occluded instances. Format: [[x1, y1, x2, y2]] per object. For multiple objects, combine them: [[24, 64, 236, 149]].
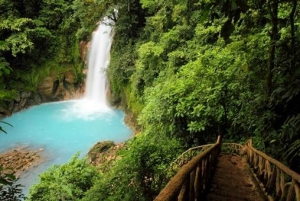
[[200, 5, 210, 23]]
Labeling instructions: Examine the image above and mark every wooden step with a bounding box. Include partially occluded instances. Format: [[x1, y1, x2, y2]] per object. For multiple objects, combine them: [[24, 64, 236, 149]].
[[207, 184, 257, 200], [205, 154, 264, 201], [206, 193, 247, 201]]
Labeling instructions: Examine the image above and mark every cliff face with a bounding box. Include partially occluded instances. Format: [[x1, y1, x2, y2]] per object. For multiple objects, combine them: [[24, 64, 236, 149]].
[[0, 70, 85, 119], [38, 70, 85, 102], [0, 40, 90, 119]]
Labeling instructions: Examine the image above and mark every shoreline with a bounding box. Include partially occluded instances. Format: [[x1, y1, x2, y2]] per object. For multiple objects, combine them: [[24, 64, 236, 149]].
[[0, 97, 137, 183]]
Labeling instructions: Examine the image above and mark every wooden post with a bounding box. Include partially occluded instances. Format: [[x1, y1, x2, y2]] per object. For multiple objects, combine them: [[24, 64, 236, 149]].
[[294, 181, 300, 201], [178, 177, 190, 201], [286, 180, 295, 201], [266, 166, 277, 194], [194, 164, 202, 200], [189, 170, 196, 201]]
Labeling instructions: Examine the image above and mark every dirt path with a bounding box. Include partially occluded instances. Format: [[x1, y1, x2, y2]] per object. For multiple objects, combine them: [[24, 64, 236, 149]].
[[206, 154, 265, 201]]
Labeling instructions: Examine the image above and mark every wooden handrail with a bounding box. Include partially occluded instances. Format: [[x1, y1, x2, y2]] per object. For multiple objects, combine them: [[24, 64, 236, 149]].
[[155, 138, 300, 201], [169, 144, 215, 172], [154, 136, 221, 201], [245, 140, 300, 201], [221, 141, 300, 200], [247, 140, 300, 182], [221, 142, 244, 154]]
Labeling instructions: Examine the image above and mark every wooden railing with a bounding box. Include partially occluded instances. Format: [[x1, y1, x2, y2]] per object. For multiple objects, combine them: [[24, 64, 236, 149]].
[[244, 140, 300, 201], [221, 142, 244, 155], [170, 143, 215, 171], [155, 138, 300, 201], [154, 136, 221, 201]]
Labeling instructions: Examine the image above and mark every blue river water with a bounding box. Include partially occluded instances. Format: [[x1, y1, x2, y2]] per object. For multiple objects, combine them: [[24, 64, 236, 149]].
[[0, 100, 132, 194]]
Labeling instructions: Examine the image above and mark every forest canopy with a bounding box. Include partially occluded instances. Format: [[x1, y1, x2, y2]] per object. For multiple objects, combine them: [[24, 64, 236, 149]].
[[106, 0, 300, 199], [0, 0, 106, 104], [108, 0, 300, 162]]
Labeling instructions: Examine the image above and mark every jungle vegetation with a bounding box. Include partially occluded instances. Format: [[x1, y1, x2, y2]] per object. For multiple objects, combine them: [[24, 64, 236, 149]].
[[0, 0, 299, 200]]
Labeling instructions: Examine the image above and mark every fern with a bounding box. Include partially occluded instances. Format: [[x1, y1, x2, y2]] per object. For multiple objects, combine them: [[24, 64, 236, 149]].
[[281, 114, 300, 140], [284, 139, 300, 162], [282, 114, 300, 163]]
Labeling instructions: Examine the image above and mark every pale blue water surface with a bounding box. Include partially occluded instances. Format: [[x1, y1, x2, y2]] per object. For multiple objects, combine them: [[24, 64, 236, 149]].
[[0, 100, 132, 194]]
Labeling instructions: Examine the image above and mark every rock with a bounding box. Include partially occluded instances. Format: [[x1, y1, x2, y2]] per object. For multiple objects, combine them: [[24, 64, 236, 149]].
[[1, 67, 86, 116], [0, 106, 11, 117], [88, 141, 115, 155], [38, 77, 61, 101], [82, 68, 88, 75], [33, 94, 42, 105], [0, 147, 44, 178], [21, 91, 32, 99], [54, 83, 63, 98], [87, 141, 125, 173], [20, 98, 28, 108], [39, 77, 54, 97], [8, 100, 15, 113], [124, 111, 139, 134], [12, 104, 20, 113], [64, 70, 76, 84], [26, 93, 42, 107], [79, 41, 90, 61], [14, 93, 21, 102]]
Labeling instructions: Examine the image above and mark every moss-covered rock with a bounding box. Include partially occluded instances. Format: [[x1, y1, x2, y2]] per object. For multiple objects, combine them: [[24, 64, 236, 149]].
[[87, 141, 124, 173], [88, 141, 115, 156]]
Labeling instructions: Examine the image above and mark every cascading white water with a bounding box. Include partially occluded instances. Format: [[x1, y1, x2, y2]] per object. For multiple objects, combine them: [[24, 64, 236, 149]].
[[85, 18, 113, 106], [67, 18, 113, 118]]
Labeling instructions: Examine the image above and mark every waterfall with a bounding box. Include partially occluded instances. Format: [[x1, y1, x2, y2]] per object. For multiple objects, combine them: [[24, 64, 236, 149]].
[[68, 18, 113, 118], [84, 18, 113, 107], [77, 18, 112, 113]]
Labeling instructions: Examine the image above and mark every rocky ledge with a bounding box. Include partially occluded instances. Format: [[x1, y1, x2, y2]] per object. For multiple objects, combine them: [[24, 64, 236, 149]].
[[0, 147, 44, 178], [87, 141, 124, 172]]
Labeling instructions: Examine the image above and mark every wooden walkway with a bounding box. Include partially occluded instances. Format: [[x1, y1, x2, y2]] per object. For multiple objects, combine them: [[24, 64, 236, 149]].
[[206, 154, 264, 201], [154, 139, 300, 201]]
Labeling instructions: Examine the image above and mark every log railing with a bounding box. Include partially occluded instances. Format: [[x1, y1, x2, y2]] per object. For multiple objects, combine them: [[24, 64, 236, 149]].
[[244, 140, 300, 201], [154, 136, 221, 201], [220, 141, 300, 200], [170, 143, 215, 172], [221, 142, 244, 155], [155, 138, 300, 201]]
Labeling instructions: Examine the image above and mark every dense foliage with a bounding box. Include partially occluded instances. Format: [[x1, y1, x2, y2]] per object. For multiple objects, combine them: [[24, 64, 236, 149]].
[[27, 154, 99, 201], [108, 0, 300, 163], [0, 165, 25, 201], [82, 135, 182, 201], [1, 0, 300, 200], [105, 0, 300, 199], [0, 0, 105, 108]]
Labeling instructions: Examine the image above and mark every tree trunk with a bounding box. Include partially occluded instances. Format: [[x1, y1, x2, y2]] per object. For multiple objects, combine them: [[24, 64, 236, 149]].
[[266, 0, 278, 97], [289, 0, 297, 73]]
